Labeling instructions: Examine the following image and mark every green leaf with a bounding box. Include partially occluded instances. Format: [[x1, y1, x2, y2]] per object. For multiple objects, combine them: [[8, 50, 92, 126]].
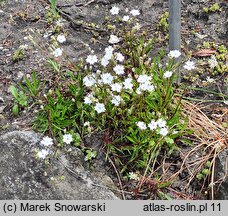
[[165, 137, 174, 144], [12, 104, 19, 116], [196, 173, 204, 180], [9, 85, 18, 99], [202, 169, 211, 175]]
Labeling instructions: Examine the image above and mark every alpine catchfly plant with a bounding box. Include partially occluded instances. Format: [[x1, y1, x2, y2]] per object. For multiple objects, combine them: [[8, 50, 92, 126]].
[[28, 6, 191, 178], [77, 7, 189, 172]]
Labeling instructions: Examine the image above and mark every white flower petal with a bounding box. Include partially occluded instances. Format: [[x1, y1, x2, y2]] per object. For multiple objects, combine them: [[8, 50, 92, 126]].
[[37, 149, 49, 159], [136, 121, 147, 130], [57, 34, 66, 43], [168, 50, 181, 58], [113, 64, 125, 75], [63, 134, 73, 144], [40, 136, 53, 147], [130, 9, 140, 16], [52, 48, 62, 57], [163, 71, 173, 78], [109, 35, 120, 44], [183, 60, 195, 70], [94, 103, 105, 113], [86, 55, 98, 65], [110, 6, 120, 15]]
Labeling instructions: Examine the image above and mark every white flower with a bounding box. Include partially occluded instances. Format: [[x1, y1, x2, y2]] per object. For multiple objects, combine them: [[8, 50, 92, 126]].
[[148, 120, 157, 131], [163, 71, 173, 78], [52, 48, 62, 57], [156, 119, 166, 128], [168, 50, 181, 58], [101, 73, 114, 84], [113, 64, 125, 75], [123, 77, 133, 90], [138, 83, 154, 92], [86, 55, 98, 65], [111, 95, 122, 106], [206, 76, 215, 83], [115, 52, 124, 62], [105, 46, 114, 58], [37, 149, 49, 159], [101, 56, 110, 67], [84, 121, 90, 126], [122, 15, 130, 21], [94, 103, 105, 113], [110, 6, 120, 15], [159, 127, 169, 136], [111, 83, 122, 92], [40, 136, 53, 147], [83, 75, 96, 87], [84, 96, 92, 104], [137, 74, 152, 83], [84, 93, 96, 104], [63, 134, 73, 144], [129, 172, 140, 180], [56, 34, 66, 43], [96, 70, 101, 75], [136, 87, 142, 95], [101, 46, 113, 66], [183, 60, 195, 70], [208, 55, 218, 69], [43, 33, 50, 38], [130, 9, 140, 16], [136, 121, 147, 130], [109, 35, 120, 44], [133, 23, 141, 30]]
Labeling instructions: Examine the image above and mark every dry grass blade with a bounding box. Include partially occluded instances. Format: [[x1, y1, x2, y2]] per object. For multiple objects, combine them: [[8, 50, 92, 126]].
[[169, 101, 227, 199]]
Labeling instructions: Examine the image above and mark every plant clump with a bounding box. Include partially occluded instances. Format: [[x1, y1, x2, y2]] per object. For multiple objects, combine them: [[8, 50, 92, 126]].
[[9, 4, 227, 199]]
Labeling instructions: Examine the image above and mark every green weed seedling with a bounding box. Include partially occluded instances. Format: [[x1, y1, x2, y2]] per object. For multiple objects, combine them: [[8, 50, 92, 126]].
[[33, 71, 89, 137], [196, 161, 212, 181], [47, 59, 61, 73], [158, 11, 169, 32], [84, 149, 97, 161], [203, 3, 221, 13], [12, 47, 25, 62], [9, 85, 27, 116], [46, 0, 60, 24], [20, 71, 41, 98]]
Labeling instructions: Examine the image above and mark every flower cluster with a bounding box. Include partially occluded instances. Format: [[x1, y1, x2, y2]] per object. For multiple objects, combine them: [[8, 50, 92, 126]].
[[82, 43, 159, 114], [52, 34, 66, 57], [77, 7, 194, 168], [136, 74, 154, 93], [37, 133, 73, 159], [110, 6, 140, 18], [128, 172, 140, 180], [37, 136, 53, 159], [136, 118, 169, 136]]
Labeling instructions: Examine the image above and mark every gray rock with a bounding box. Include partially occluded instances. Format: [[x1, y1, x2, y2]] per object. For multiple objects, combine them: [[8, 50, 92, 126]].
[[0, 23, 12, 41], [214, 149, 228, 199], [0, 131, 119, 199]]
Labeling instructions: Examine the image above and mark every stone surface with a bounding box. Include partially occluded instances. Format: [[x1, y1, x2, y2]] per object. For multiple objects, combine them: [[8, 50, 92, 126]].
[[0, 131, 119, 199], [214, 149, 228, 200]]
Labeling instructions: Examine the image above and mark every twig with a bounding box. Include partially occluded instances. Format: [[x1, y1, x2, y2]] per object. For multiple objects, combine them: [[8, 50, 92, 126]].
[[84, 0, 95, 7], [107, 156, 126, 200], [56, 0, 95, 8]]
